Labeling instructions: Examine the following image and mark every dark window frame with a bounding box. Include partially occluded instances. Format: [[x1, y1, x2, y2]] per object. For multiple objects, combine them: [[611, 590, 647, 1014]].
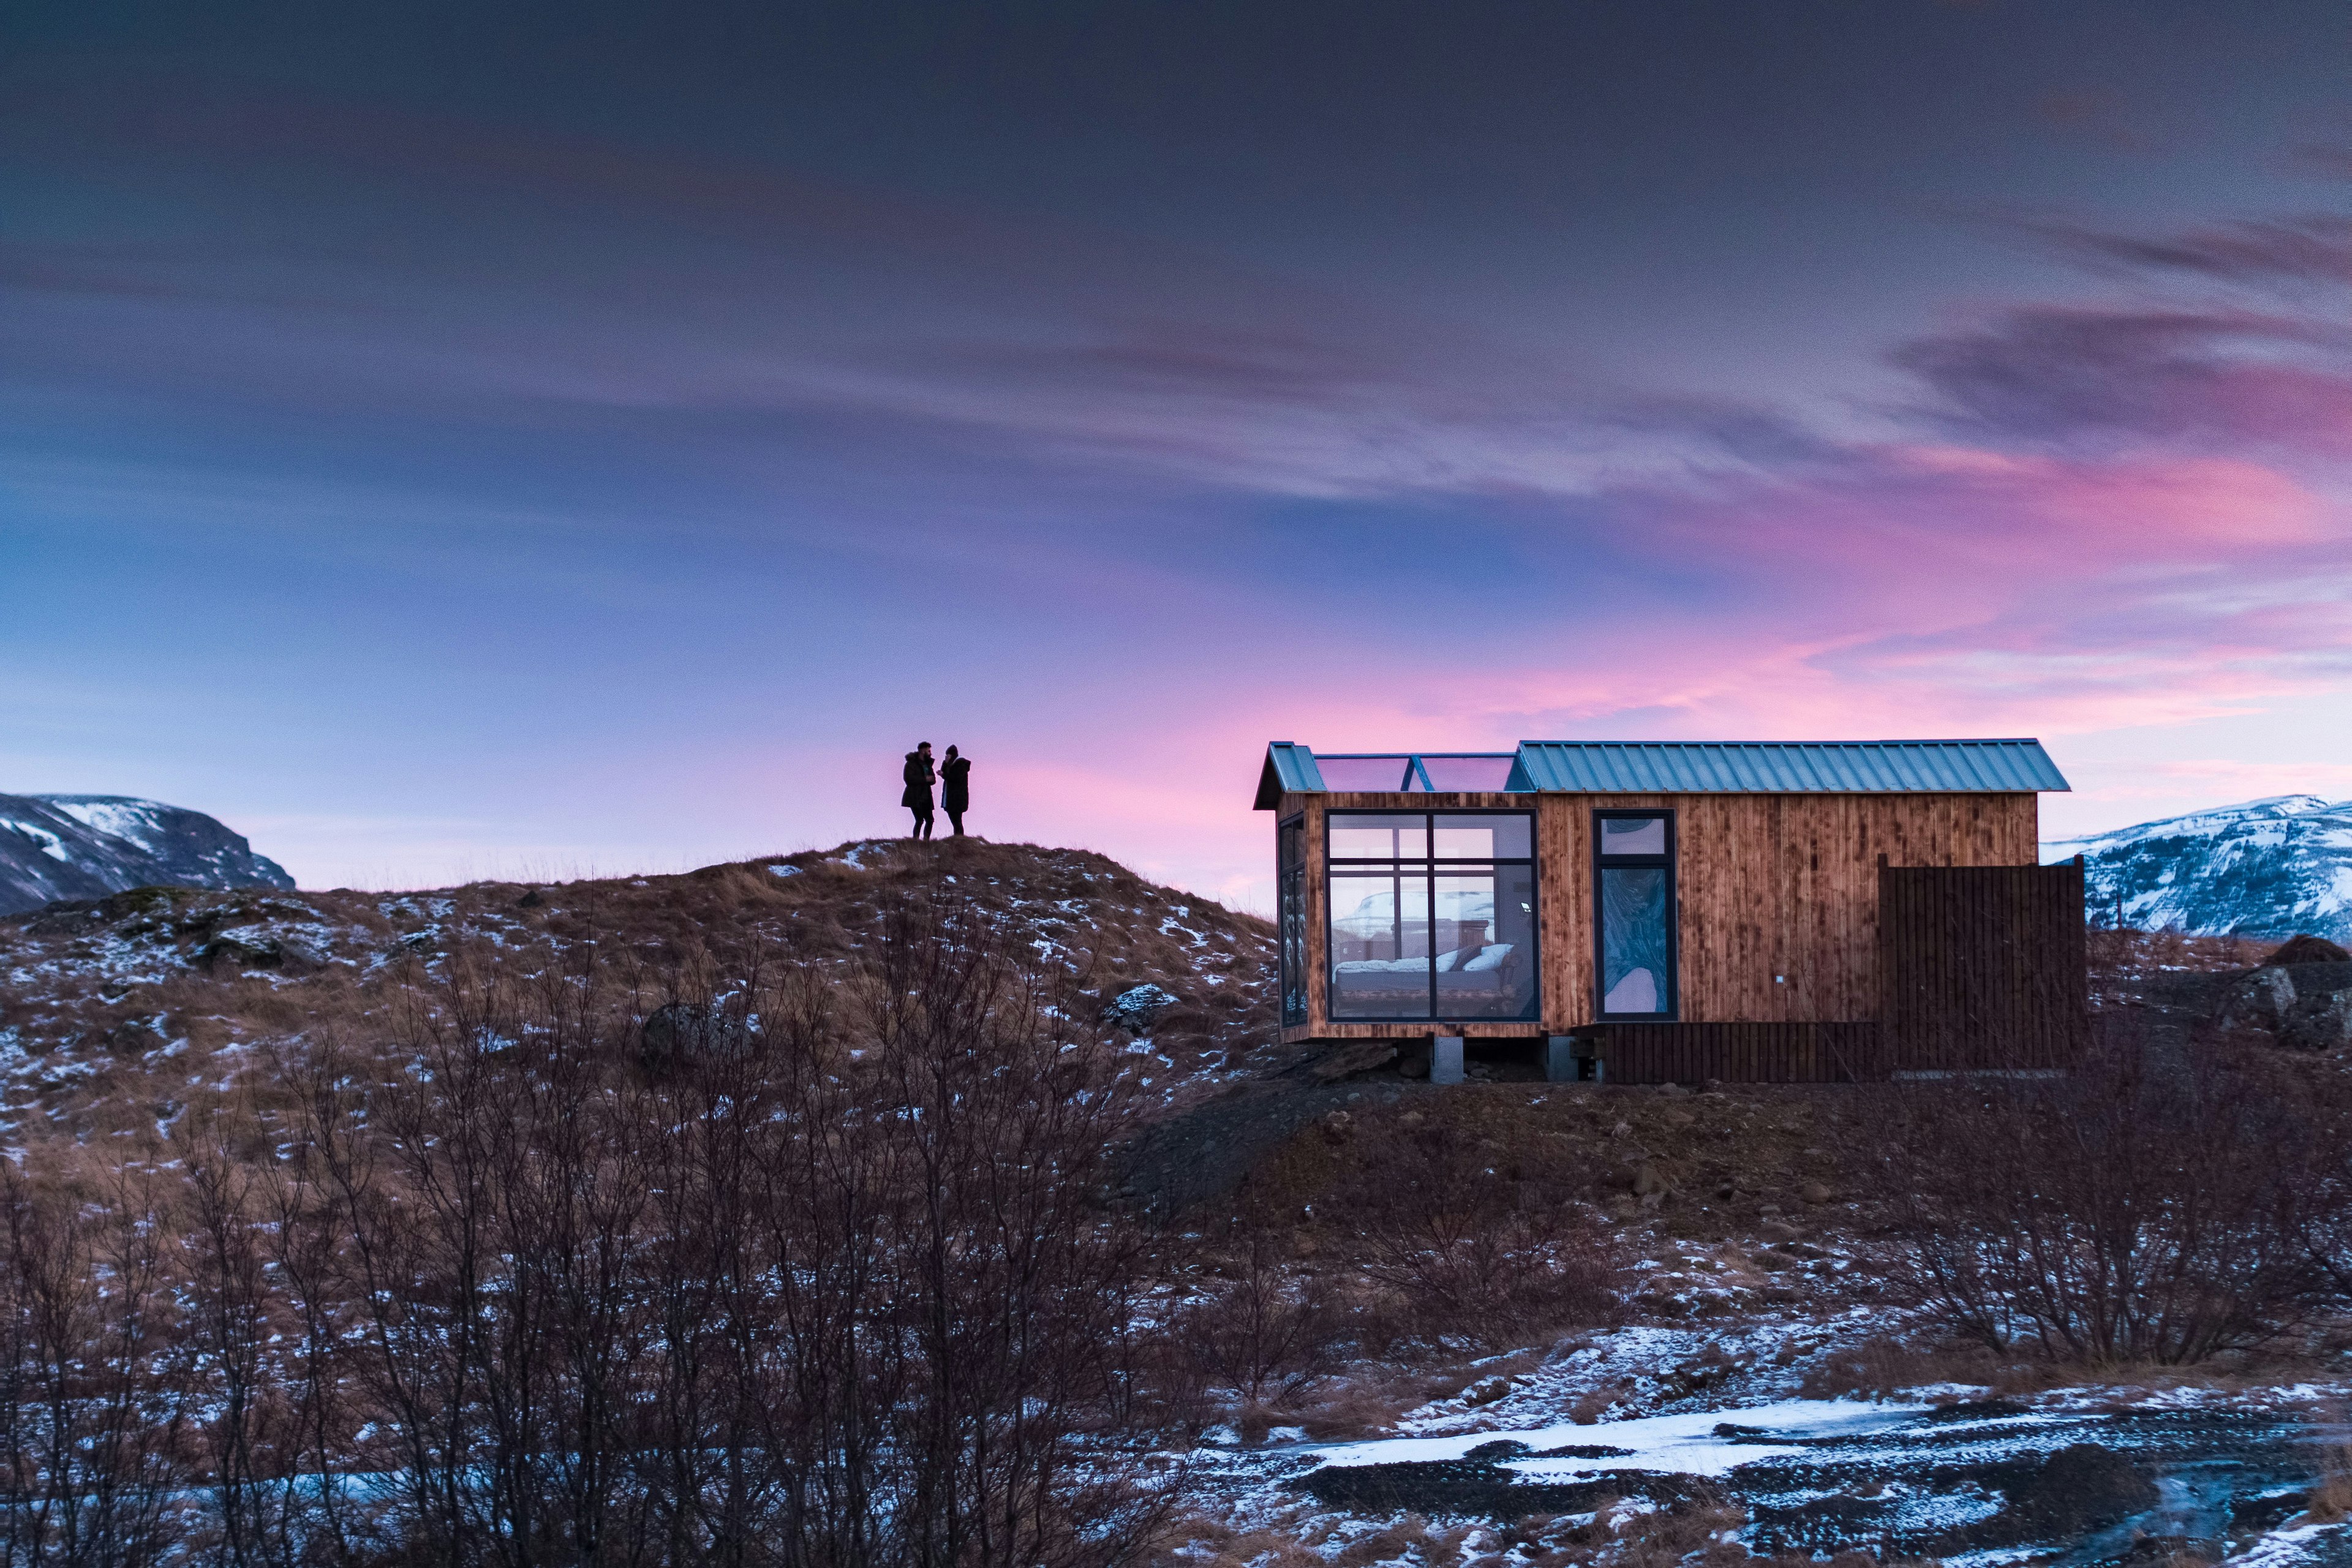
[[1322, 807, 1540, 1023], [1277, 812, 1308, 1027], [1591, 809, 1679, 1020]]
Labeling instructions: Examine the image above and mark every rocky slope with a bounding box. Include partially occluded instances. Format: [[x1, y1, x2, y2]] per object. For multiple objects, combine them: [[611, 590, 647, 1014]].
[[0, 836, 1276, 1140], [2045, 795, 2352, 941], [0, 793, 295, 914]]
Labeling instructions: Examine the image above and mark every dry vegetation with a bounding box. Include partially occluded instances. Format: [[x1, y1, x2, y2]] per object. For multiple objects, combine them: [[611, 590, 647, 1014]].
[[4, 869, 2350, 1566]]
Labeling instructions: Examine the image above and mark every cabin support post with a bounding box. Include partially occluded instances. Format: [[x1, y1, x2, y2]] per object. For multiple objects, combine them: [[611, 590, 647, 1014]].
[[1430, 1035, 1465, 1085], [1543, 1035, 1578, 1082]]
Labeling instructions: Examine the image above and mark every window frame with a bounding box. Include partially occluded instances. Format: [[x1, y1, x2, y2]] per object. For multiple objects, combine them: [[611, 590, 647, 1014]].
[[1591, 808, 1679, 1021], [1322, 807, 1540, 1023]]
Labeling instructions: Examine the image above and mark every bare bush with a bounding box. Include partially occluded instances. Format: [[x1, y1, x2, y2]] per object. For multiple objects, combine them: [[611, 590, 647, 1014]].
[[1886, 1022, 2342, 1365], [1172, 1221, 1343, 1411], [1340, 1117, 1623, 1351], [0, 1164, 187, 1567], [0, 892, 1170, 1567]]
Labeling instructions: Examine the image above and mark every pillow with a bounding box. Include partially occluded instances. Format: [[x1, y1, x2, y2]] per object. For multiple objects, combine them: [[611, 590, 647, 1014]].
[[1335, 957, 1423, 975], [1460, 943, 1513, 973]]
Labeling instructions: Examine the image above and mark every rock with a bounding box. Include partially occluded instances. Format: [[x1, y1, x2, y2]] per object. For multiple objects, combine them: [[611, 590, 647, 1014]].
[[2215, 967, 2296, 1032], [1633, 1164, 1669, 1197], [1463, 1376, 1514, 1406], [1396, 1042, 1432, 1080], [1320, 1110, 1355, 1140], [1758, 1219, 1800, 1242], [640, 1003, 758, 1073], [2265, 932, 2352, 967], [517, 888, 546, 908], [2278, 990, 2352, 1052], [102, 1017, 166, 1056], [1310, 1040, 1398, 1082], [1800, 1181, 1834, 1205], [1101, 984, 1178, 1033], [196, 933, 283, 970], [1611, 1120, 1633, 1139]]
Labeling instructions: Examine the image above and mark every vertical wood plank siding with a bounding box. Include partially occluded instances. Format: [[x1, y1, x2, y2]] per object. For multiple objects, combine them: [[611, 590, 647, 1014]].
[[1539, 791, 2039, 1025], [1878, 859, 2090, 1071], [1594, 1022, 1884, 1085]]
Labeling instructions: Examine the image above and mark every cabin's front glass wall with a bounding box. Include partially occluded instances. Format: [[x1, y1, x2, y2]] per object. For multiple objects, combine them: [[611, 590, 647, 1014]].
[[1325, 809, 1538, 1022]]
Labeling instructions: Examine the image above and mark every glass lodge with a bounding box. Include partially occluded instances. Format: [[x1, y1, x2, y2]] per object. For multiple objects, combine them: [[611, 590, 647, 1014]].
[[1256, 739, 2076, 1081]]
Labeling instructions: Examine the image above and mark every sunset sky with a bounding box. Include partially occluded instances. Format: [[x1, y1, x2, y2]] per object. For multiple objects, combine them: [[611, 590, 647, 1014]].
[[4, 1, 2347, 911]]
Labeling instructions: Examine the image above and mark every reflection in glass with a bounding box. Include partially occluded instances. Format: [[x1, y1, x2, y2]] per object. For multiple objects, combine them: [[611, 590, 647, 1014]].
[[1330, 813, 1428, 859], [1330, 873, 1432, 1019], [1600, 866, 1670, 1014], [1599, 816, 1668, 856], [1278, 818, 1307, 1026], [1417, 755, 1516, 791], [1434, 867, 1538, 1019], [1433, 814, 1532, 861], [1314, 756, 1416, 791]]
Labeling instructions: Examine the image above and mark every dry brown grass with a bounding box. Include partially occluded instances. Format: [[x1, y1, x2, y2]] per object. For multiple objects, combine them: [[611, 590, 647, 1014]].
[[2300, 1406, 2352, 1524], [0, 839, 1278, 1151]]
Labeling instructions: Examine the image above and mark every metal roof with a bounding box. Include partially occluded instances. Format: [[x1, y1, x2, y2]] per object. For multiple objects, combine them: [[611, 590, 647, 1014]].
[[1254, 742, 1325, 809], [1256, 739, 2068, 805], [1509, 740, 2069, 794]]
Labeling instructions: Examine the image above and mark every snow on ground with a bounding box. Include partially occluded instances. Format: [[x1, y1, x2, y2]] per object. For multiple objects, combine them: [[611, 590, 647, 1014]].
[[1316, 1397, 1918, 1477]]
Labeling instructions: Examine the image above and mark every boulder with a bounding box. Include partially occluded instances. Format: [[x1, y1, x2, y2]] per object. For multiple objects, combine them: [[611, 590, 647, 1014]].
[[2264, 933, 2352, 967], [2278, 990, 2352, 1053], [1101, 984, 1177, 1033], [640, 1003, 758, 1073], [2214, 967, 2296, 1033], [1308, 1039, 1398, 1082]]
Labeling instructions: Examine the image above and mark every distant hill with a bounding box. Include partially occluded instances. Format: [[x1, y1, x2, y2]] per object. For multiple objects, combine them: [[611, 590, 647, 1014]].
[[2044, 794, 2352, 941], [0, 794, 295, 914]]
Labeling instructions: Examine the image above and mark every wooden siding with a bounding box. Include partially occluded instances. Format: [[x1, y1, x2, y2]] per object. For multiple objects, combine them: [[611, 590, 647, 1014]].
[[1283, 789, 2040, 1041], [1541, 792, 2037, 1026], [1594, 1022, 1882, 1085], [1879, 859, 2089, 1071]]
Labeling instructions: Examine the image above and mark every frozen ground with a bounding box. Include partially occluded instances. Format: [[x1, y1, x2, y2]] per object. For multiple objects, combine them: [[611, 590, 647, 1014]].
[[1168, 1319, 2352, 1568]]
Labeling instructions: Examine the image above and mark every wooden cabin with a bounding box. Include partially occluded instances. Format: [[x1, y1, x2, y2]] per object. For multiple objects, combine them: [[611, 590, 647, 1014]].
[[1255, 739, 2087, 1083]]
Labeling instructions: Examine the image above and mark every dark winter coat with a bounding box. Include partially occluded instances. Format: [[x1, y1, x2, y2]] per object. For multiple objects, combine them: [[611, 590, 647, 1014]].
[[940, 756, 971, 813], [901, 752, 935, 810]]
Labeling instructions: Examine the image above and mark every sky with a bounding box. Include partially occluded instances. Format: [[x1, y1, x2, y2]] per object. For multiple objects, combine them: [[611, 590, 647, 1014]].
[[3, 0, 2347, 912]]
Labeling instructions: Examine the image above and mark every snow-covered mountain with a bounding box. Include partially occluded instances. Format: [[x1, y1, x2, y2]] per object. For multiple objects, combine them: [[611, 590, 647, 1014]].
[[0, 794, 295, 915], [2043, 795, 2352, 942]]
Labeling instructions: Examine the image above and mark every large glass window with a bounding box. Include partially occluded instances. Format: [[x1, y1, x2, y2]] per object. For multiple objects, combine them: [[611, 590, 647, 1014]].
[[1278, 816, 1308, 1026], [1327, 811, 1537, 1022], [1594, 811, 1676, 1018]]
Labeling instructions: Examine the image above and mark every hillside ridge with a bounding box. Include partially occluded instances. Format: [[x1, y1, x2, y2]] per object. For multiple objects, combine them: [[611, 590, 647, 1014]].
[[0, 792, 295, 914], [2045, 794, 2352, 941]]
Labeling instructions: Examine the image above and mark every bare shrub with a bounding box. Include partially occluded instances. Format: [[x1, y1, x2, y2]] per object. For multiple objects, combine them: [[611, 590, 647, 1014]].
[[0, 1164, 188, 1567], [1340, 1117, 1623, 1351], [1886, 1021, 2341, 1365], [1172, 1220, 1343, 1411]]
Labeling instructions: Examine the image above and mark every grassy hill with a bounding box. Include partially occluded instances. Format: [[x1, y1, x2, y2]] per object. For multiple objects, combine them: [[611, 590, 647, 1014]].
[[0, 836, 1277, 1145]]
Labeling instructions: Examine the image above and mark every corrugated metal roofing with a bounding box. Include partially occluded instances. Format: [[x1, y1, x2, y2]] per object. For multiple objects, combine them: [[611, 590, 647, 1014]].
[[1254, 742, 1326, 809], [1257, 739, 2069, 804], [1508, 740, 2069, 794]]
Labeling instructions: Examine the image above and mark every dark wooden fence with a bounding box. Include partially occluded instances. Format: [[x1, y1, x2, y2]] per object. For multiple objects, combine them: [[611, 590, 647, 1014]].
[[1876, 856, 2089, 1072], [1593, 1021, 1881, 1085]]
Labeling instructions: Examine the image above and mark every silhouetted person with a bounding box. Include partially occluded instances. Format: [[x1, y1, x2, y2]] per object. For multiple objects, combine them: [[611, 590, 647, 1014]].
[[940, 745, 971, 837], [902, 742, 935, 840]]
